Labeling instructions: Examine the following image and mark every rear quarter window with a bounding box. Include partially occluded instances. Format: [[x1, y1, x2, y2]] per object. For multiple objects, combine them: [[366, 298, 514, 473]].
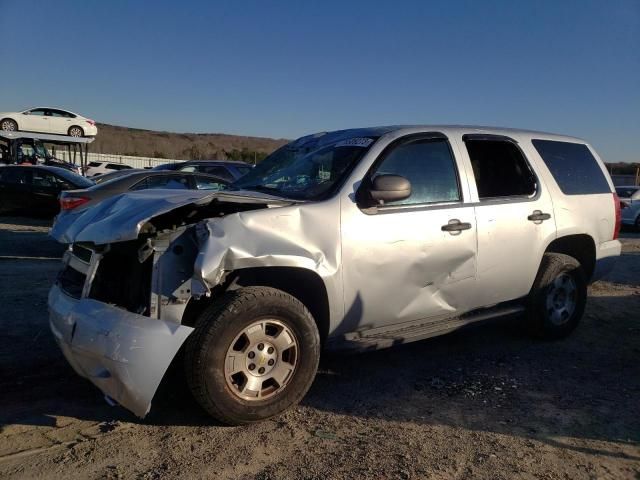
[[532, 140, 610, 195]]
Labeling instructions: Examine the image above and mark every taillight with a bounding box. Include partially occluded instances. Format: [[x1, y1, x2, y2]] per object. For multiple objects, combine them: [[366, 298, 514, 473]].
[[613, 193, 622, 240], [60, 196, 90, 211], [86, 119, 96, 126]]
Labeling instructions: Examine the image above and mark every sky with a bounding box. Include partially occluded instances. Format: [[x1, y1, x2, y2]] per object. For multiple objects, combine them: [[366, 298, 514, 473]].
[[0, 0, 638, 162]]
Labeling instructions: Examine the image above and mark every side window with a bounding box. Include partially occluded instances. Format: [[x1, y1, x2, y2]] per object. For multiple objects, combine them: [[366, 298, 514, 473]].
[[133, 175, 190, 191], [371, 138, 461, 206], [0, 168, 29, 184], [179, 165, 196, 173], [195, 176, 228, 190], [50, 109, 75, 118], [464, 139, 537, 199], [32, 171, 58, 187], [28, 109, 46, 116], [531, 140, 610, 195]]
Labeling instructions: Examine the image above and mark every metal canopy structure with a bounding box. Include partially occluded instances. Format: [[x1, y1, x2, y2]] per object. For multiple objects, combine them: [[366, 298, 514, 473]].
[[0, 131, 95, 171]]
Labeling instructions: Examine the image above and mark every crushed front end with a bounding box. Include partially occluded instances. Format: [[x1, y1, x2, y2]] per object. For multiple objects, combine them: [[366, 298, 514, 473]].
[[48, 234, 196, 417], [47, 189, 294, 417]]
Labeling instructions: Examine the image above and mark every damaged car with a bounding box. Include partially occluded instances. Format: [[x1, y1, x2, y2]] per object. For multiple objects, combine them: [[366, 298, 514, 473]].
[[48, 126, 621, 425]]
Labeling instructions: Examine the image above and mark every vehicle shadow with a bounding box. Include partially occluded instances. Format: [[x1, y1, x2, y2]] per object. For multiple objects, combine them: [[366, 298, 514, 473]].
[[303, 291, 640, 461], [1, 293, 638, 463]]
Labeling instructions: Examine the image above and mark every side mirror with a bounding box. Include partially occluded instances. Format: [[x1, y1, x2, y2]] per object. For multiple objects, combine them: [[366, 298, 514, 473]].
[[358, 174, 411, 206]]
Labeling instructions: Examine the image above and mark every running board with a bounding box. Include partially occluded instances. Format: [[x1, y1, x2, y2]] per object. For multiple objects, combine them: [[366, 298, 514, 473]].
[[326, 304, 525, 352]]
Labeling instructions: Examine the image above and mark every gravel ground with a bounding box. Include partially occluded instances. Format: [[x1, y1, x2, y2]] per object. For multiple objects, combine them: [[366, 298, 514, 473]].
[[0, 216, 638, 480]]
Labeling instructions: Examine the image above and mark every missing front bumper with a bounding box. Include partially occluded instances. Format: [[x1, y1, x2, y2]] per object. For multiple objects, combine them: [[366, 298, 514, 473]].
[[48, 284, 194, 417]]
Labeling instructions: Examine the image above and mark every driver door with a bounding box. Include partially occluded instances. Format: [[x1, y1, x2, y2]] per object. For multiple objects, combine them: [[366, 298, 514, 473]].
[[22, 109, 51, 133], [340, 135, 478, 334]]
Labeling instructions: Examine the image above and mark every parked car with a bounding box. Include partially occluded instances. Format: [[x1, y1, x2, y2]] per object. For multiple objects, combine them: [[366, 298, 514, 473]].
[[91, 169, 144, 184], [615, 185, 640, 206], [152, 160, 253, 181], [0, 165, 94, 215], [57, 170, 230, 214], [0, 108, 98, 137], [621, 197, 640, 230], [84, 161, 134, 177], [49, 125, 621, 425]]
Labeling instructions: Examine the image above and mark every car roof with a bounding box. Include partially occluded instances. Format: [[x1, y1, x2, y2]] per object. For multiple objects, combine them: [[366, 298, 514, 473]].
[[297, 125, 589, 145], [25, 107, 81, 116], [180, 160, 251, 166], [0, 164, 74, 174]]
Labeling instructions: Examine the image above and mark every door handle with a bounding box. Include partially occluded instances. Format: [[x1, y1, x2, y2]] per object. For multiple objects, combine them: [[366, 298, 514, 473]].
[[441, 219, 472, 233], [527, 210, 551, 222]]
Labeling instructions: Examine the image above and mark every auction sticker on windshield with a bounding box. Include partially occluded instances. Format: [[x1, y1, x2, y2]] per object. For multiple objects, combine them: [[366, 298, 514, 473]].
[[335, 137, 374, 148]]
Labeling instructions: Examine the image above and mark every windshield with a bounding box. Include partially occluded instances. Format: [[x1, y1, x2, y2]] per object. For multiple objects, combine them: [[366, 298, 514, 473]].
[[231, 136, 377, 200], [33, 141, 50, 159]]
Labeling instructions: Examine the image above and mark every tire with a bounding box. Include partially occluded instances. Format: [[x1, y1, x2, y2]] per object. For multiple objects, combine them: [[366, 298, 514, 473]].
[[526, 253, 587, 339], [68, 126, 84, 137], [635, 214, 640, 232], [0, 118, 18, 132], [184, 286, 320, 425]]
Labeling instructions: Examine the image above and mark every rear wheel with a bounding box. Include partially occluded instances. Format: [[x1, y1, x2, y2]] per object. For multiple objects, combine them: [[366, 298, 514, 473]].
[[526, 253, 587, 339], [0, 119, 18, 132], [68, 126, 84, 137], [184, 286, 320, 425]]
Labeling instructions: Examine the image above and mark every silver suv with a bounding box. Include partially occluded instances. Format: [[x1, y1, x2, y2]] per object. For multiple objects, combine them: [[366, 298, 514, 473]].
[[49, 125, 622, 425]]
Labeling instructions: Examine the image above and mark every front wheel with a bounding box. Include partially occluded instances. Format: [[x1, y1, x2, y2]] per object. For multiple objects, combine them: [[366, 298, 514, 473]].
[[526, 253, 587, 339], [184, 286, 320, 425], [0, 118, 18, 132]]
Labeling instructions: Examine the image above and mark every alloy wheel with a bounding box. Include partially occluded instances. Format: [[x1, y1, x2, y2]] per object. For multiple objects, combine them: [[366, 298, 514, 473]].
[[224, 319, 298, 401], [545, 273, 577, 326]]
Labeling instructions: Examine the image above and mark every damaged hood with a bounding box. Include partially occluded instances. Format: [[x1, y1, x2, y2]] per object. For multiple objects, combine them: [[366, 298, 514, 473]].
[[50, 189, 291, 245]]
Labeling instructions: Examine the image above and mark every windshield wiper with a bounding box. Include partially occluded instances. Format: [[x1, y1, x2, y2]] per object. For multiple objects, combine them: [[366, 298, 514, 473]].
[[233, 184, 282, 194]]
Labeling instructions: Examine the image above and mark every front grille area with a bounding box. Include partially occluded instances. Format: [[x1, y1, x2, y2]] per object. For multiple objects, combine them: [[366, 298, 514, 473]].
[[57, 265, 87, 299], [89, 241, 152, 315]]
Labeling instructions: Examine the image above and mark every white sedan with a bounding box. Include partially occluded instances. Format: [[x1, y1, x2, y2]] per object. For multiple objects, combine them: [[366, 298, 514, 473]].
[[0, 107, 98, 137]]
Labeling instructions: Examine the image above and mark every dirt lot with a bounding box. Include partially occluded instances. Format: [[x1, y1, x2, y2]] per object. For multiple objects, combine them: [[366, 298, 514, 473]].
[[0, 216, 638, 480]]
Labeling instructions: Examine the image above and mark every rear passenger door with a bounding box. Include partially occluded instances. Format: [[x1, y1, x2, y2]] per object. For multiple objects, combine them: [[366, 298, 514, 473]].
[[31, 169, 67, 213], [458, 134, 556, 307], [48, 109, 73, 134]]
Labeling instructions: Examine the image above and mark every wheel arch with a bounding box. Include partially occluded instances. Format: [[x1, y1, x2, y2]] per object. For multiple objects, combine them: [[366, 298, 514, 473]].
[[182, 266, 331, 344], [544, 234, 596, 281]]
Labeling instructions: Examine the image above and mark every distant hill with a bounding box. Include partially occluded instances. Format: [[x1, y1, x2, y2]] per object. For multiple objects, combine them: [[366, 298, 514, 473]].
[[90, 123, 289, 162]]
